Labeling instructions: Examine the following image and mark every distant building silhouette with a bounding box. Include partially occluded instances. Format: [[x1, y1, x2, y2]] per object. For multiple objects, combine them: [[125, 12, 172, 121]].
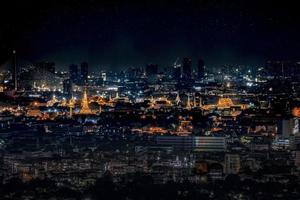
[[69, 64, 78, 84], [80, 62, 88, 85], [197, 59, 205, 80], [182, 58, 192, 79], [63, 79, 72, 98]]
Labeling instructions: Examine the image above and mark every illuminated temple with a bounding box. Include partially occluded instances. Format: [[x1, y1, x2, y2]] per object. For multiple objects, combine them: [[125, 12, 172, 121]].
[[201, 97, 248, 111], [79, 90, 93, 114], [217, 97, 234, 108]]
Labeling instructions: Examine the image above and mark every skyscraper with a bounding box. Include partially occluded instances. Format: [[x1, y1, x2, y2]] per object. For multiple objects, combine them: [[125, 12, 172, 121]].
[[182, 58, 192, 79], [63, 79, 72, 98], [197, 59, 205, 80], [175, 58, 194, 90], [69, 64, 78, 84], [80, 62, 88, 85], [173, 65, 181, 80]]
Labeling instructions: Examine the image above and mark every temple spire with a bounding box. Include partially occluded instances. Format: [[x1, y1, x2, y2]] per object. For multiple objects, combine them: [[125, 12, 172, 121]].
[[80, 89, 92, 114]]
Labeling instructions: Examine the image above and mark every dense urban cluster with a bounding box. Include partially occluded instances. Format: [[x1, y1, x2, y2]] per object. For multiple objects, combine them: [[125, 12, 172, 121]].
[[1, 57, 300, 199]]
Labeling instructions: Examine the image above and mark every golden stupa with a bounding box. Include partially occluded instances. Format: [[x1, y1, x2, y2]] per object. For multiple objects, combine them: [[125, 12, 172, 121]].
[[79, 90, 92, 114]]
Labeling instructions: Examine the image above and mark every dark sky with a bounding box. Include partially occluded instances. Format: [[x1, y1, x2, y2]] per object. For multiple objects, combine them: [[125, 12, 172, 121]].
[[1, 0, 300, 71]]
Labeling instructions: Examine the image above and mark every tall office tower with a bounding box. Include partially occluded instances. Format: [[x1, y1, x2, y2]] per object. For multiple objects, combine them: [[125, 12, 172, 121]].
[[145, 64, 158, 76], [63, 79, 72, 98], [12, 50, 17, 91], [197, 59, 205, 80], [80, 62, 88, 85], [182, 58, 192, 79], [225, 153, 240, 174], [69, 64, 78, 84], [172, 57, 181, 80], [173, 65, 181, 80]]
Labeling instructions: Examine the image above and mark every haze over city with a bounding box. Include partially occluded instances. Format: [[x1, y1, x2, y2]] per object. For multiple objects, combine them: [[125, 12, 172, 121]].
[[1, 0, 300, 71]]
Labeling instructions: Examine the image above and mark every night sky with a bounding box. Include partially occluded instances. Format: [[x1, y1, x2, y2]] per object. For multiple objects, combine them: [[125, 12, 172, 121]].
[[1, 0, 300, 71]]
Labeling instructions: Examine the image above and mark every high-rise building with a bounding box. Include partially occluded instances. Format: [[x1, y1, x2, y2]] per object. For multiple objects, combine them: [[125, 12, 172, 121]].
[[182, 58, 192, 79], [69, 64, 78, 84], [172, 58, 181, 81], [197, 59, 205, 80], [63, 79, 72, 98], [173, 65, 181, 80], [80, 62, 88, 85], [225, 153, 240, 174]]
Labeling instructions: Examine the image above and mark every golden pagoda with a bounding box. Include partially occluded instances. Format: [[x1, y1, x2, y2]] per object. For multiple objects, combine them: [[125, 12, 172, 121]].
[[79, 89, 92, 114]]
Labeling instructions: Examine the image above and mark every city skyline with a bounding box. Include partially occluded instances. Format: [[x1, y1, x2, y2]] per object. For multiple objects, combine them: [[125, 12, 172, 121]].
[[1, 1, 300, 199]]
